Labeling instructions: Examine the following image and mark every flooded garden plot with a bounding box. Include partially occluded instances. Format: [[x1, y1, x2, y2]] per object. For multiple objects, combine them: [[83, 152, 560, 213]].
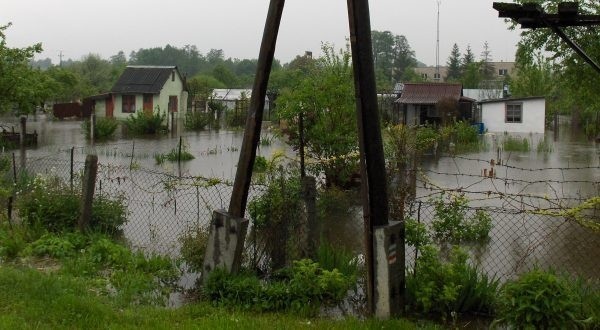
[[5, 115, 600, 287]]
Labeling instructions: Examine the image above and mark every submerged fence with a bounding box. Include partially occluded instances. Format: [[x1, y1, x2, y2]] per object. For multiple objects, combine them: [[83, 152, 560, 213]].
[[9, 149, 600, 286]]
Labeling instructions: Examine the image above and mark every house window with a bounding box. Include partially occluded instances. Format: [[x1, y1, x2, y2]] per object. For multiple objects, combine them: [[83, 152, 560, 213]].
[[171, 71, 175, 82], [122, 95, 136, 113], [506, 103, 522, 123], [499, 68, 508, 76], [421, 73, 428, 79], [434, 73, 441, 80], [168, 96, 178, 112]]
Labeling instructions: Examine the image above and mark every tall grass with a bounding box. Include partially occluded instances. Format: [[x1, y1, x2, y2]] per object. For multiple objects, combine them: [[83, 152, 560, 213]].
[[502, 135, 530, 152]]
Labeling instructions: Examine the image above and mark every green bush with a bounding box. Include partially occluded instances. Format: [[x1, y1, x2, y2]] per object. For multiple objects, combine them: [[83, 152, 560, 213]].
[[248, 171, 302, 270], [125, 108, 167, 135], [494, 269, 588, 328], [431, 194, 492, 244], [179, 224, 209, 272], [204, 259, 355, 314], [316, 243, 359, 280], [225, 109, 246, 128], [406, 245, 499, 319], [82, 117, 119, 141], [502, 135, 530, 152], [16, 175, 127, 234], [184, 111, 211, 130]]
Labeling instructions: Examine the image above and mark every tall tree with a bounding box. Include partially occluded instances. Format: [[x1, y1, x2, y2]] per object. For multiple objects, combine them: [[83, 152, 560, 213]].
[[277, 44, 358, 187], [445, 43, 462, 81], [371, 30, 416, 89], [480, 41, 495, 80], [0, 23, 51, 113], [462, 44, 475, 67], [508, 0, 600, 137]]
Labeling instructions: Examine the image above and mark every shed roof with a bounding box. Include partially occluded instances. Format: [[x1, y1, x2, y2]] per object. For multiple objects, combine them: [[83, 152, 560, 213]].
[[396, 83, 466, 105], [111, 66, 181, 94], [478, 96, 545, 104]]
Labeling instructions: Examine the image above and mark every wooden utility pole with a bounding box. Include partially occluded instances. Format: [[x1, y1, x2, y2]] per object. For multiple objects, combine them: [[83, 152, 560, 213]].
[[79, 154, 98, 232]]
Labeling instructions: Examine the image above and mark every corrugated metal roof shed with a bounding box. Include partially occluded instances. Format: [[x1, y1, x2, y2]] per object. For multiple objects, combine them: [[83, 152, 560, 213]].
[[396, 83, 464, 105], [111, 66, 179, 94]]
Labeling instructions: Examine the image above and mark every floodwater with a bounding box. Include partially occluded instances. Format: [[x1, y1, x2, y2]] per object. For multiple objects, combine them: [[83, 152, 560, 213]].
[[5, 114, 600, 283]]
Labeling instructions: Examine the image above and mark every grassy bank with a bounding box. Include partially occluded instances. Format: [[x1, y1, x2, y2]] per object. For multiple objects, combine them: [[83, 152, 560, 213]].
[[0, 265, 435, 329]]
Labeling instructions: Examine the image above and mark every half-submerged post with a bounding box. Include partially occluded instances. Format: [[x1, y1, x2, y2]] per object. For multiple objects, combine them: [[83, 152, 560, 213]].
[[201, 0, 285, 282], [19, 116, 26, 173], [78, 154, 98, 232], [347, 0, 404, 318]]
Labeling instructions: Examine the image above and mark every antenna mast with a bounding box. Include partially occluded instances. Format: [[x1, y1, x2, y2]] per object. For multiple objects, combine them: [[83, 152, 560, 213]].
[[435, 0, 441, 81]]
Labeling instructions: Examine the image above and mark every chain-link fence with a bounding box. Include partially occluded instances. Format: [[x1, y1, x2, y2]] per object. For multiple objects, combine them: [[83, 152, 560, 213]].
[[12, 150, 600, 289]]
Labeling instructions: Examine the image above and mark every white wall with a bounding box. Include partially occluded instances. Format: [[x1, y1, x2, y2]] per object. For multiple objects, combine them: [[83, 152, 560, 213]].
[[481, 98, 545, 134]]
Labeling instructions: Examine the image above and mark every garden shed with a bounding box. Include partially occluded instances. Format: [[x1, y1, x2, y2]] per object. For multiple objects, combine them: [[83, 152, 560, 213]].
[[89, 66, 188, 120], [395, 83, 475, 126], [478, 96, 545, 134]]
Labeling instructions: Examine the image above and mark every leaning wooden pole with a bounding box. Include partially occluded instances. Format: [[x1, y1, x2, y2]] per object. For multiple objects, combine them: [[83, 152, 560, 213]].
[[229, 0, 285, 217], [346, 0, 392, 316]]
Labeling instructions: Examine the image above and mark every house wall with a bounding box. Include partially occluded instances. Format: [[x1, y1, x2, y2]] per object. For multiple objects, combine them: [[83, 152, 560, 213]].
[[481, 98, 545, 133], [158, 71, 188, 116], [94, 99, 107, 118], [96, 69, 189, 122]]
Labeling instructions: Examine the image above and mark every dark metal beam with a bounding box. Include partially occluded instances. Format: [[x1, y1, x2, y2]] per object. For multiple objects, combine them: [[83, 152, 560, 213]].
[[493, 1, 600, 75], [347, 0, 390, 315], [229, 0, 285, 217]]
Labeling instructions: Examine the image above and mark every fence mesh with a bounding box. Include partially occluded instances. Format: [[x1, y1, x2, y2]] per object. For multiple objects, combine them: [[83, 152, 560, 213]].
[[12, 149, 600, 289]]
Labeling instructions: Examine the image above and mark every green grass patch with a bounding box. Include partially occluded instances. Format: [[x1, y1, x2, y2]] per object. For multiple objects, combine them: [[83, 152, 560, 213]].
[[502, 135, 530, 152], [0, 265, 436, 329]]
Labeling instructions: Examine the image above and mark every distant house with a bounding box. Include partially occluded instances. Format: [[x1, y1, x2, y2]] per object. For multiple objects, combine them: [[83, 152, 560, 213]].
[[211, 89, 270, 111], [395, 83, 475, 125], [478, 97, 545, 134], [89, 66, 188, 120], [414, 61, 516, 82]]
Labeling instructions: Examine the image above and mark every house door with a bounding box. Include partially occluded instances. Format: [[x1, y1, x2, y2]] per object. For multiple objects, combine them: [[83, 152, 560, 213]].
[[106, 96, 114, 118], [143, 94, 153, 115], [168, 96, 178, 113]]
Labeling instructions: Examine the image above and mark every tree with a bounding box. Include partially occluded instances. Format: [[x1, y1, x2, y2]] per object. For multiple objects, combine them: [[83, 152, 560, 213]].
[[0, 23, 51, 113], [445, 43, 462, 81], [110, 51, 127, 68], [507, 0, 600, 137], [277, 44, 359, 187], [371, 30, 417, 89], [212, 64, 238, 87], [480, 41, 495, 80], [511, 48, 555, 98]]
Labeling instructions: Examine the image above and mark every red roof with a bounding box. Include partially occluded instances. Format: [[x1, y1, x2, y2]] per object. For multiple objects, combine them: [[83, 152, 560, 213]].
[[396, 83, 464, 105]]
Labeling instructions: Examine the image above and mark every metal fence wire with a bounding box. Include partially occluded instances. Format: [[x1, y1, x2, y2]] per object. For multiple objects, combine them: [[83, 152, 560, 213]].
[[14, 151, 600, 287]]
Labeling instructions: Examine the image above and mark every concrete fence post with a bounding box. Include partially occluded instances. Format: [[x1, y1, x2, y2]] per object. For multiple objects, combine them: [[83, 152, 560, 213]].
[[78, 154, 98, 232]]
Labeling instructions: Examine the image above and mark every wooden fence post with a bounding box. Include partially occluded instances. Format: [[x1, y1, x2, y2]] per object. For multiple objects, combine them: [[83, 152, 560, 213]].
[[78, 154, 98, 232]]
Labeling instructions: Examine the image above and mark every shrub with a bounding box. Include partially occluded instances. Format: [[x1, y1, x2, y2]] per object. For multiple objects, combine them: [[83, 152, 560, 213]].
[[248, 170, 302, 270], [125, 108, 167, 135], [406, 245, 499, 319], [82, 117, 119, 141], [431, 194, 492, 244], [204, 259, 355, 314], [225, 109, 246, 128], [16, 175, 127, 234], [316, 243, 359, 280], [184, 111, 211, 130], [494, 269, 585, 328], [502, 135, 530, 152], [179, 224, 209, 272]]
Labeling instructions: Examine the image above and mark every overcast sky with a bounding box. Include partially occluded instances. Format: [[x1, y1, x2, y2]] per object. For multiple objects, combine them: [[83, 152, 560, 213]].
[[3, 0, 521, 66]]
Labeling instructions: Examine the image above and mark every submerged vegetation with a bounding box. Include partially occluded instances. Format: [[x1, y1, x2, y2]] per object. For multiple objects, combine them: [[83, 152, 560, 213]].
[[125, 108, 167, 135]]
